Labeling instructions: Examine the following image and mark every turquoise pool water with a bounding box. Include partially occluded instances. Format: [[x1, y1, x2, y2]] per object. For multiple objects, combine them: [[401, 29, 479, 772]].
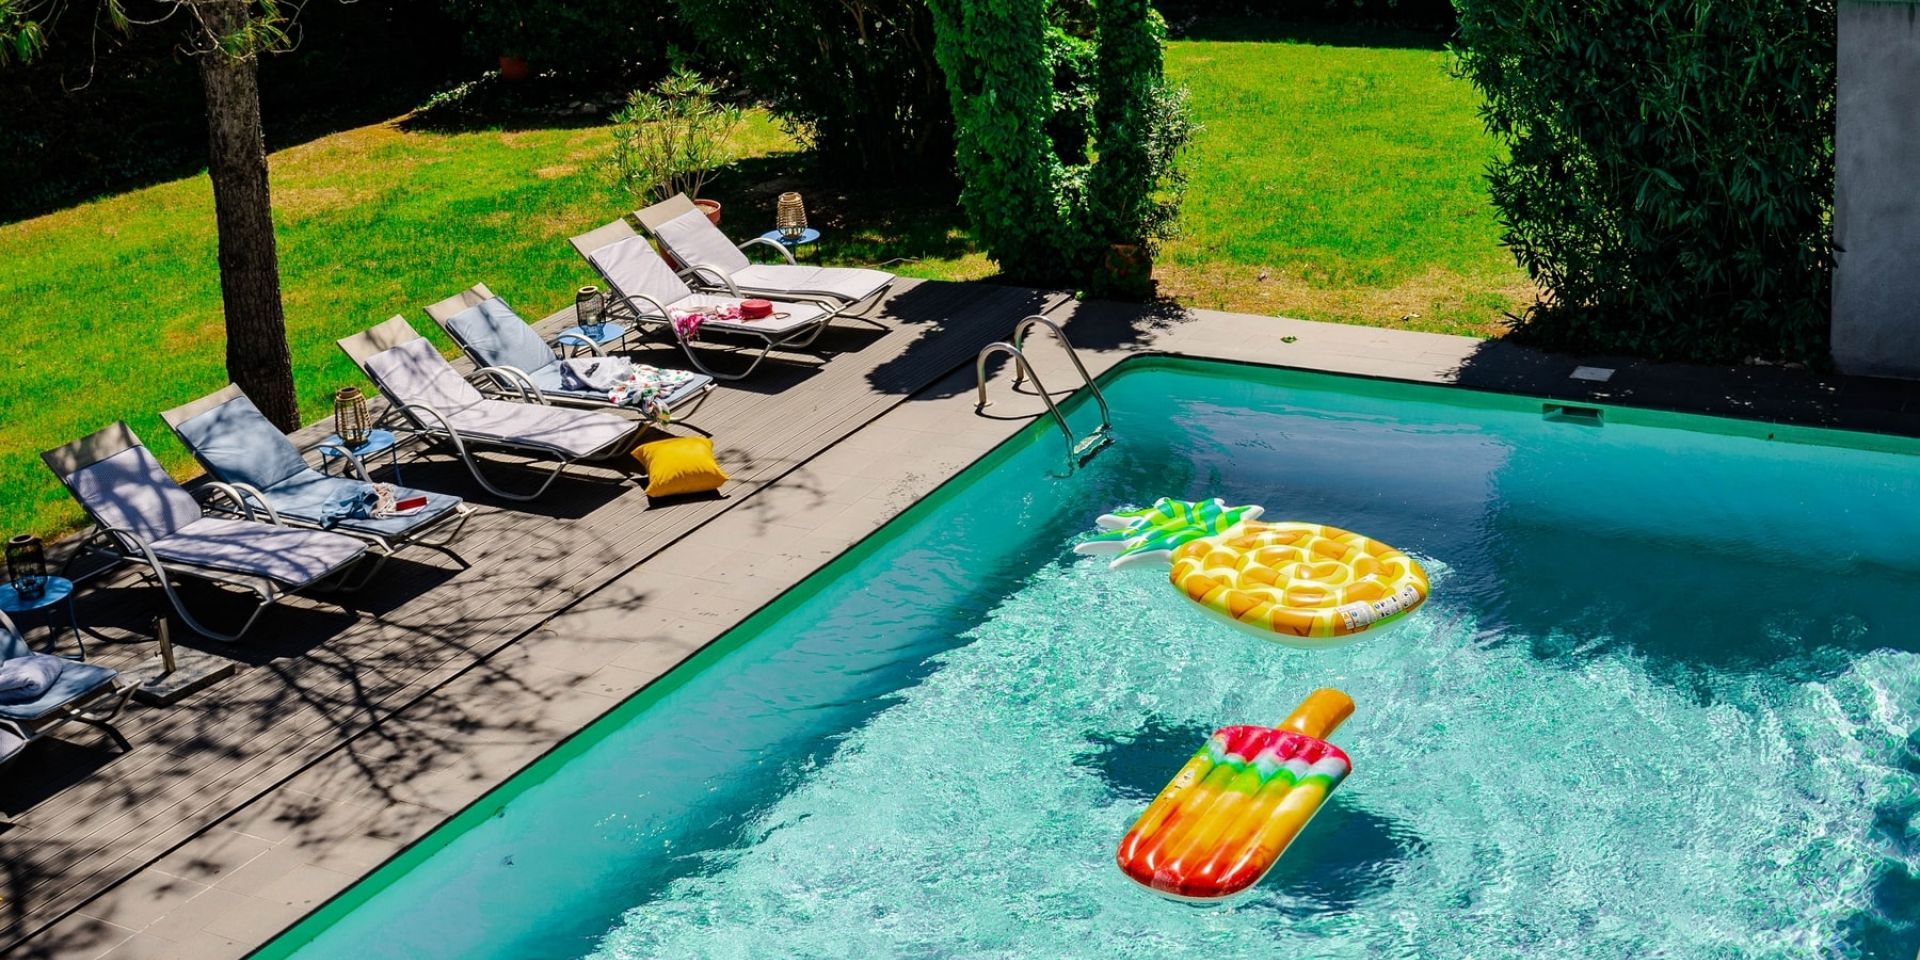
[[258, 357, 1920, 960]]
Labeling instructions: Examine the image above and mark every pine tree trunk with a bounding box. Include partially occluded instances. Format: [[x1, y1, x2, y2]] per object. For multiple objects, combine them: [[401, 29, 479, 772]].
[[198, 0, 298, 431]]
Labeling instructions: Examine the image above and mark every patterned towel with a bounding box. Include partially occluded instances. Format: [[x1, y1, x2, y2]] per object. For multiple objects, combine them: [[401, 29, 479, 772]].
[[560, 357, 699, 420]]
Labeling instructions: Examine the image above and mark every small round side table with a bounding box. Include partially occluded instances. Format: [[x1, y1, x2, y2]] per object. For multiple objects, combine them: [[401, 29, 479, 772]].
[[758, 227, 821, 253], [0, 576, 83, 660]]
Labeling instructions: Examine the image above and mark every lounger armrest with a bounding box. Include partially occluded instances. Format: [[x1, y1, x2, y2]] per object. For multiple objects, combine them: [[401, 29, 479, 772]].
[[739, 236, 798, 266], [682, 263, 742, 297], [197, 481, 283, 526], [622, 291, 679, 324], [467, 365, 547, 405], [548, 332, 607, 357]]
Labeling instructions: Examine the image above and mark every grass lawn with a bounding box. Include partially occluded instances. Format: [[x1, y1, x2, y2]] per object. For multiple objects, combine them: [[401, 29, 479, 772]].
[[0, 18, 1528, 539]]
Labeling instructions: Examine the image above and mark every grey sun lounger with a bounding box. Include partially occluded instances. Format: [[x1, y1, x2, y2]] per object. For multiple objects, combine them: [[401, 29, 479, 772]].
[[634, 194, 894, 317], [43, 423, 371, 642], [160, 384, 473, 565], [338, 317, 648, 501], [422, 283, 715, 424], [0, 610, 133, 768], [569, 219, 834, 381]]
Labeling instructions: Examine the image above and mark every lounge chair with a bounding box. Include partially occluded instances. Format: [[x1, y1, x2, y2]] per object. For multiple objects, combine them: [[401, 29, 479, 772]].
[[338, 317, 648, 501], [569, 219, 833, 380], [159, 384, 473, 565], [0, 610, 133, 767], [42, 424, 371, 642], [422, 283, 715, 423], [634, 194, 894, 318]]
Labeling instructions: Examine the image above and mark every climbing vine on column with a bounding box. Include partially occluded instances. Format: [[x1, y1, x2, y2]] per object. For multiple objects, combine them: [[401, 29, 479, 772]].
[[927, 0, 1193, 297]]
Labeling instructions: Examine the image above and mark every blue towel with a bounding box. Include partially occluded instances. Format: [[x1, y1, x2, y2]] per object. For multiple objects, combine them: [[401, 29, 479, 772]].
[[0, 654, 65, 703], [319, 485, 381, 529]]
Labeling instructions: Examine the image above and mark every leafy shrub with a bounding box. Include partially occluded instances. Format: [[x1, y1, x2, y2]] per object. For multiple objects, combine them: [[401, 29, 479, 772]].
[[1452, 0, 1836, 362], [928, 0, 1194, 295], [608, 69, 744, 204], [670, 0, 952, 176]]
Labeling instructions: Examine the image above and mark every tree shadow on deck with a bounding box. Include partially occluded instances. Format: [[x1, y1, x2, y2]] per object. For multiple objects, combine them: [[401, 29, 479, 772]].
[[0, 469, 684, 954]]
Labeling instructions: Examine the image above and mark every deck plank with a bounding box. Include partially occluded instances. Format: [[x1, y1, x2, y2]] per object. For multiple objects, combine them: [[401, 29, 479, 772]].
[[0, 278, 1062, 953]]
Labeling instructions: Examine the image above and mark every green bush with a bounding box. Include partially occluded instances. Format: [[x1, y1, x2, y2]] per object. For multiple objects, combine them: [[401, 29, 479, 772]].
[[670, 0, 952, 176], [1452, 0, 1836, 362], [928, 0, 1193, 295], [608, 68, 744, 204]]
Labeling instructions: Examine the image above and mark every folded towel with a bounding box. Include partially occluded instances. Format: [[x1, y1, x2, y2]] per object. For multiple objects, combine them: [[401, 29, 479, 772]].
[[0, 654, 65, 703], [319, 482, 421, 529], [559, 356, 635, 393]]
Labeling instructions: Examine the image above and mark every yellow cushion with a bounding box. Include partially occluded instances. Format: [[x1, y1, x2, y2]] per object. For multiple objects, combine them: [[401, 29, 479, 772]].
[[634, 436, 729, 498]]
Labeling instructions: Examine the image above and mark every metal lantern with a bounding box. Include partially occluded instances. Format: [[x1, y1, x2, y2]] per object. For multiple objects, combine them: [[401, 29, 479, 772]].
[[6, 534, 46, 600], [575, 285, 608, 334], [333, 387, 372, 448], [775, 191, 808, 240]]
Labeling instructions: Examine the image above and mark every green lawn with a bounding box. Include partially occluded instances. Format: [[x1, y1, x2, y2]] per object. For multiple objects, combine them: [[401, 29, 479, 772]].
[[0, 20, 1526, 539], [1158, 20, 1531, 333]]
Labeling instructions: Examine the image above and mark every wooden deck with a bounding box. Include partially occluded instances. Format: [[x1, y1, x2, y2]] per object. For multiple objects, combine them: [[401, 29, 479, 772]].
[[0, 278, 1065, 955]]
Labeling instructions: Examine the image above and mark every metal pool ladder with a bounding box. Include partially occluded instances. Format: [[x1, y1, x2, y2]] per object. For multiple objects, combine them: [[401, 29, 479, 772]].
[[974, 315, 1113, 466]]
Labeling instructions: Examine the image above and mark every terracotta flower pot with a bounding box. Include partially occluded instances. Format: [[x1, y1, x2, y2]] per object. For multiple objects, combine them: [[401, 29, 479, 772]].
[[1103, 242, 1152, 299], [499, 56, 531, 82], [694, 198, 722, 226]]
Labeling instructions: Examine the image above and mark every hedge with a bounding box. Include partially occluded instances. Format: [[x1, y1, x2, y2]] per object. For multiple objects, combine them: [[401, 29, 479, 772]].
[[1453, 0, 1836, 363]]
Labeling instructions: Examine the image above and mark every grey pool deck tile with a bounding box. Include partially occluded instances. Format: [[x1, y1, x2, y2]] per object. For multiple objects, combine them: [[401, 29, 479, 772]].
[[11, 284, 1920, 960]]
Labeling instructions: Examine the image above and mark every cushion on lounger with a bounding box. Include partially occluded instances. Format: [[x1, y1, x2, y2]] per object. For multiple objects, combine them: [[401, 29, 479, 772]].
[[633, 436, 729, 498], [174, 395, 315, 492], [0, 659, 117, 722], [590, 236, 694, 309], [729, 264, 893, 304], [149, 517, 366, 587], [440, 400, 638, 461], [65, 446, 206, 544], [363, 338, 488, 416], [653, 208, 751, 275], [444, 298, 559, 378]]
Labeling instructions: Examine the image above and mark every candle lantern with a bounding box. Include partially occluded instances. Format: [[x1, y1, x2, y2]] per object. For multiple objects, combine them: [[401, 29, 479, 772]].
[[775, 192, 808, 240], [333, 387, 372, 448], [575, 285, 608, 336], [6, 534, 46, 600]]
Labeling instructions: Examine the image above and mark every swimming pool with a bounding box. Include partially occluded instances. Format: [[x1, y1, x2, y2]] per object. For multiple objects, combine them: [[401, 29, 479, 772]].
[[254, 356, 1920, 960]]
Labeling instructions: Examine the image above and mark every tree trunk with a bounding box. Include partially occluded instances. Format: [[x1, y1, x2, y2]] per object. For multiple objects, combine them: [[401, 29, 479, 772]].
[[198, 0, 298, 431]]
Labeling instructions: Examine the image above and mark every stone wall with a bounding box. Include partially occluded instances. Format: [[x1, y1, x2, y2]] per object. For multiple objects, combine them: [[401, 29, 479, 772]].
[[1832, 1, 1920, 378]]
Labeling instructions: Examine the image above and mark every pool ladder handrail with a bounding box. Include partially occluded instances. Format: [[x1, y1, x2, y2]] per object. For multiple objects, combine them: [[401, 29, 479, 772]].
[[974, 315, 1113, 464]]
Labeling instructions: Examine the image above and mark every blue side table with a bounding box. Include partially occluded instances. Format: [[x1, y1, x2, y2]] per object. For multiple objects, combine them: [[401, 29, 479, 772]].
[[555, 322, 630, 357], [318, 429, 403, 481], [759, 228, 821, 251], [1, 576, 83, 660]]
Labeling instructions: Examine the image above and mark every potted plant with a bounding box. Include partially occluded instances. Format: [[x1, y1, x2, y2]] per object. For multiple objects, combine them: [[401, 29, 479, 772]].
[[609, 69, 743, 224]]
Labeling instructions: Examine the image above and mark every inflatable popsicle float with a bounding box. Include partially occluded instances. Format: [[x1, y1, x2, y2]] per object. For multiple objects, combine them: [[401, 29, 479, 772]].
[[1117, 689, 1355, 900]]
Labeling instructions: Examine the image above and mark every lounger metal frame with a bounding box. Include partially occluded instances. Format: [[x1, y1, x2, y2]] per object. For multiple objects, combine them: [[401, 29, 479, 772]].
[[158, 384, 474, 567], [0, 612, 135, 770], [568, 220, 833, 381], [42, 424, 369, 643], [338, 317, 648, 501], [421, 283, 715, 423]]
